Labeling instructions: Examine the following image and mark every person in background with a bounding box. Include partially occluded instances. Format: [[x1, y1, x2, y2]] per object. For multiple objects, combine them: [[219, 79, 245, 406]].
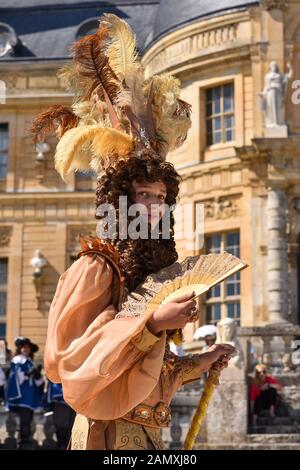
[[169, 342, 185, 356], [250, 363, 283, 426], [193, 324, 217, 351], [45, 380, 76, 450], [0, 338, 9, 406], [7, 337, 44, 449], [0, 337, 13, 379], [0, 366, 6, 405]]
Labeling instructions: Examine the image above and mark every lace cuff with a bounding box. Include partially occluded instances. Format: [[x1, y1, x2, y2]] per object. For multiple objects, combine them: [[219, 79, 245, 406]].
[[181, 354, 204, 384]]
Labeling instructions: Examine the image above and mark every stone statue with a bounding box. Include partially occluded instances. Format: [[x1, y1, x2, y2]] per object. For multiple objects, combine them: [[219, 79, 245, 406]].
[[259, 61, 292, 136], [216, 317, 244, 368], [0, 31, 13, 57]]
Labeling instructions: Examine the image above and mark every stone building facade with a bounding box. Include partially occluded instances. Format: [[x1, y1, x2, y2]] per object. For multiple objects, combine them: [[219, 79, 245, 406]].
[[0, 0, 299, 354], [142, 0, 300, 344]]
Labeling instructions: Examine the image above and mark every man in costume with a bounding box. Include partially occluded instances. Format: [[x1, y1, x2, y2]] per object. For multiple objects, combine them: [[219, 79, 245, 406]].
[[45, 380, 76, 449], [7, 337, 44, 449], [32, 14, 236, 450]]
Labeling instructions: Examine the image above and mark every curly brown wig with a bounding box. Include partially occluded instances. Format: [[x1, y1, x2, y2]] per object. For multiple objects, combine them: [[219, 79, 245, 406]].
[[95, 149, 181, 292]]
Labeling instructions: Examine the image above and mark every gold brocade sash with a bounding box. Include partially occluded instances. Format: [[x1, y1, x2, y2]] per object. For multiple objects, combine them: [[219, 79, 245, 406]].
[[122, 402, 171, 428]]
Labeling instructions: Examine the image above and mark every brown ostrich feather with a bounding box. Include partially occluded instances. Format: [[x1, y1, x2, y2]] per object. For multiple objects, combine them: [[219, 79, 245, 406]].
[[72, 26, 120, 104], [30, 105, 79, 144]]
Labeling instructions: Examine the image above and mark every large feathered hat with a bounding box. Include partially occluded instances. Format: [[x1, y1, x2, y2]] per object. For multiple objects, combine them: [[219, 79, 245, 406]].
[[31, 14, 192, 180]]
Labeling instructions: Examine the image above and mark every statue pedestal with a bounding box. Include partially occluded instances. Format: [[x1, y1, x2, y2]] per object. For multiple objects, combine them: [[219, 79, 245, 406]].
[[264, 125, 288, 138], [205, 366, 247, 445]]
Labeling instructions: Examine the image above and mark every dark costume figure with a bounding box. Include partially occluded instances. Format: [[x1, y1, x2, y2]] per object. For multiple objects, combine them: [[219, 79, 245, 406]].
[[45, 381, 76, 449], [0, 337, 13, 403], [7, 337, 44, 449]]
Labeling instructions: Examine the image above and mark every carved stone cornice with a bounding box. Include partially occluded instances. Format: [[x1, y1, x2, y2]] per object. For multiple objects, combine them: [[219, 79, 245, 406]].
[[235, 144, 260, 162], [253, 138, 300, 163], [235, 145, 268, 185], [261, 0, 288, 11], [235, 137, 300, 186], [236, 136, 300, 160], [0, 226, 12, 247]]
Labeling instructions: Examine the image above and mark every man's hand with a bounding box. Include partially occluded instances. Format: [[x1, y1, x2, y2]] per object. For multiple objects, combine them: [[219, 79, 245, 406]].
[[146, 292, 196, 335], [198, 343, 237, 372]]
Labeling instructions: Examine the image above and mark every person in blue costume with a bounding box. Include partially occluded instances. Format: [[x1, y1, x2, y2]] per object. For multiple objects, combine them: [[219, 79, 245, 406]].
[[45, 380, 75, 449], [7, 337, 44, 449]]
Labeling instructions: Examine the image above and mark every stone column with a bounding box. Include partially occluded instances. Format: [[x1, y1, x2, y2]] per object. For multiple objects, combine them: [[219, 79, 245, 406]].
[[267, 187, 289, 323], [205, 366, 247, 447]]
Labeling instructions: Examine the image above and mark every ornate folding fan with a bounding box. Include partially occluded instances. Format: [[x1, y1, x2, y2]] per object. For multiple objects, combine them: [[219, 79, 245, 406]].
[[144, 251, 247, 315]]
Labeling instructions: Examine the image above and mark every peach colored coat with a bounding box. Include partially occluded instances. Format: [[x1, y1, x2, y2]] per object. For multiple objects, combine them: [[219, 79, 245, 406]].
[[44, 252, 205, 450]]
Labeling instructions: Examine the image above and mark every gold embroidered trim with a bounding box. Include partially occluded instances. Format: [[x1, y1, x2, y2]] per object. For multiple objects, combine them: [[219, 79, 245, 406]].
[[122, 402, 171, 428]]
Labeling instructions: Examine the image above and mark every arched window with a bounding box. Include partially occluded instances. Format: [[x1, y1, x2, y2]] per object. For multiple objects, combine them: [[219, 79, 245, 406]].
[[0, 23, 17, 57], [75, 19, 99, 40]]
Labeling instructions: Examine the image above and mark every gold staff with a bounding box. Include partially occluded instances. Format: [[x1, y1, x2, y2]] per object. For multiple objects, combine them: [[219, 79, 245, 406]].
[[183, 359, 224, 450]]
